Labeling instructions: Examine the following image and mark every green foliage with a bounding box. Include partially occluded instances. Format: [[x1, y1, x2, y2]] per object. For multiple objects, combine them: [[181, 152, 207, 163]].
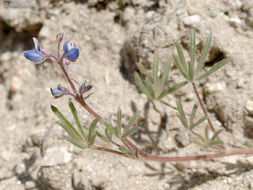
[[194, 127, 223, 149], [134, 50, 187, 100], [51, 103, 100, 149], [174, 31, 230, 82]]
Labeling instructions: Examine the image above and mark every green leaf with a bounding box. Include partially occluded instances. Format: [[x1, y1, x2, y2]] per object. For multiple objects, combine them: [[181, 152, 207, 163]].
[[153, 49, 159, 95], [190, 30, 196, 69], [122, 126, 140, 138], [88, 135, 96, 146], [124, 111, 141, 134], [211, 129, 223, 141], [196, 33, 212, 75], [134, 73, 152, 99], [69, 99, 86, 139], [188, 61, 194, 81], [174, 56, 189, 80], [243, 141, 253, 148], [119, 146, 130, 153], [177, 114, 188, 129], [160, 58, 172, 93], [209, 140, 223, 146], [115, 108, 121, 138], [56, 121, 82, 143], [197, 58, 230, 81], [51, 105, 81, 138], [145, 76, 155, 99], [190, 103, 198, 126], [88, 118, 99, 143], [158, 81, 188, 100], [176, 100, 188, 128], [174, 42, 188, 73], [197, 134, 207, 144], [193, 140, 204, 147], [103, 120, 113, 140], [205, 125, 209, 140], [96, 131, 109, 142], [190, 116, 207, 130], [188, 30, 196, 81], [136, 62, 147, 76], [68, 138, 86, 149]]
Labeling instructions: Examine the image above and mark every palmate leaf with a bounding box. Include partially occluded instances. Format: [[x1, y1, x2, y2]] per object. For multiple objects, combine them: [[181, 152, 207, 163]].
[[69, 99, 86, 139], [176, 100, 188, 128], [123, 111, 141, 137], [51, 105, 81, 139], [197, 58, 230, 81], [190, 116, 207, 130], [122, 126, 140, 138], [68, 138, 86, 149], [57, 121, 82, 144]]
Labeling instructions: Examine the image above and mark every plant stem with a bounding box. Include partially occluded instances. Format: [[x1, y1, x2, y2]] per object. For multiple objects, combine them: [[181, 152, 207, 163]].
[[192, 82, 215, 132], [58, 59, 253, 162], [59, 62, 78, 96]]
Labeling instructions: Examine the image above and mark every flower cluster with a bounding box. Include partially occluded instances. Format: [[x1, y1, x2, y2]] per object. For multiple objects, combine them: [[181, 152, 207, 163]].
[[24, 34, 79, 63], [24, 33, 90, 99]]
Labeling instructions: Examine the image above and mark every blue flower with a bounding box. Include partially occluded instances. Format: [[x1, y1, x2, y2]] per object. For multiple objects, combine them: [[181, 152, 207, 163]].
[[50, 85, 66, 98], [24, 38, 45, 62], [63, 39, 79, 61]]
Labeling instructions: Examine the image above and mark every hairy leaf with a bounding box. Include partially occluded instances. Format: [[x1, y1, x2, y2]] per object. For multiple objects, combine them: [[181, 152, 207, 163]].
[[196, 33, 212, 74], [197, 58, 230, 81]]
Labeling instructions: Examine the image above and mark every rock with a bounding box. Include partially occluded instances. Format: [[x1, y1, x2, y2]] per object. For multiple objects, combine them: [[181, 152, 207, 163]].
[[42, 146, 72, 166], [25, 181, 35, 189], [183, 15, 200, 26], [245, 100, 253, 115], [228, 17, 242, 27], [123, 7, 135, 23], [205, 82, 225, 94]]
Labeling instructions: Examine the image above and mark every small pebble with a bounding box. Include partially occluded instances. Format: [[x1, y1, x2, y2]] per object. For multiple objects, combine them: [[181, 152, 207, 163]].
[[183, 15, 200, 26], [245, 100, 253, 115]]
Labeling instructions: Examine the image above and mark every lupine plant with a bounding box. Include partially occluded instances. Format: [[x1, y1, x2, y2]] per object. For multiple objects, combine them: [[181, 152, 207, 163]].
[[24, 31, 253, 162]]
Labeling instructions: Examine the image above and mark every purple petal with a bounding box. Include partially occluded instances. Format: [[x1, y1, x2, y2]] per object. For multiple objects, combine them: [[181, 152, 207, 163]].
[[63, 39, 76, 53], [33, 37, 41, 52], [50, 85, 66, 98], [65, 48, 79, 61], [24, 50, 44, 62]]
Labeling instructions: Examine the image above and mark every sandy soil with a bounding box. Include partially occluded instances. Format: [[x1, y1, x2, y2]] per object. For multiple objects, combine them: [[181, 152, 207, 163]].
[[0, 0, 253, 189]]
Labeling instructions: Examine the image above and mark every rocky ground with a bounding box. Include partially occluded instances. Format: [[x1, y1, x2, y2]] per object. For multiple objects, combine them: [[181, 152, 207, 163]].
[[0, 0, 253, 189]]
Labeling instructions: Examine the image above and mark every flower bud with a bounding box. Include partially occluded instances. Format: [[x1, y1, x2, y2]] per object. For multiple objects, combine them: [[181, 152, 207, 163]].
[[50, 85, 66, 98], [63, 39, 79, 61], [79, 80, 92, 95]]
